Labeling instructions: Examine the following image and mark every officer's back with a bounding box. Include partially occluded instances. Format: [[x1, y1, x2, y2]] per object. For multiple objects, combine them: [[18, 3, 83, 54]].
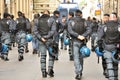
[[16, 13, 27, 31], [38, 13, 50, 36]]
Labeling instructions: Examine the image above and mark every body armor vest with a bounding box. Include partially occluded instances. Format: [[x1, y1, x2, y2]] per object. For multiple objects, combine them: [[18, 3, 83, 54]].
[[104, 21, 120, 44], [1, 19, 9, 32], [16, 17, 26, 31], [38, 17, 50, 36], [73, 17, 85, 35]]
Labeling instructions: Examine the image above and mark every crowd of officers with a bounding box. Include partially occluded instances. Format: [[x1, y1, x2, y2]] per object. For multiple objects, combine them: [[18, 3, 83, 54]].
[[0, 9, 120, 80]]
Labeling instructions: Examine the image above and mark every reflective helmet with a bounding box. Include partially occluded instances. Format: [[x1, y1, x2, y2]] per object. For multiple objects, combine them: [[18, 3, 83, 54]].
[[26, 34, 33, 42], [95, 47, 103, 56], [80, 46, 91, 58], [112, 51, 120, 63], [64, 38, 69, 45], [48, 47, 57, 58], [1, 44, 8, 53], [48, 42, 58, 58]]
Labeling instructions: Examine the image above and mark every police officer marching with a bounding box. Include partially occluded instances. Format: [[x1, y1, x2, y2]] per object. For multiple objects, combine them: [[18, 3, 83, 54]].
[[97, 12, 120, 80], [31, 14, 40, 54], [68, 10, 91, 80], [97, 13, 110, 78], [9, 15, 17, 48], [67, 11, 74, 61], [15, 11, 31, 61], [33, 10, 56, 78], [0, 13, 12, 61], [90, 17, 99, 51]]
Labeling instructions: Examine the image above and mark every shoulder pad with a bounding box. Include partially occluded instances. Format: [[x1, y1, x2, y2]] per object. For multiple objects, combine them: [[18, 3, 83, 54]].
[[118, 25, 120, 32], [103, 25, 107, 32], [71, 21, 75, 26]]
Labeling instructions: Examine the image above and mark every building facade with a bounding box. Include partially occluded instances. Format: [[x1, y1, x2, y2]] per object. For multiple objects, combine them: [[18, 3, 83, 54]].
[[102, 0, 120, 17], [33, 0, 59, 14], [0, 0, 33, 20], [0, 0, 60, 20]]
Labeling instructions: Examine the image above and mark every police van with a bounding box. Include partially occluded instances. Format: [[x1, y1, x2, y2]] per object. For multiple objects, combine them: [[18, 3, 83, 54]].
[[57, 2, 79, 19]]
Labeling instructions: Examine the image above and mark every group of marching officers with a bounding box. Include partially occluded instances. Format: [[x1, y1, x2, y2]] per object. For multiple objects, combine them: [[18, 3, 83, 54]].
[[0, 9, 120, 80]]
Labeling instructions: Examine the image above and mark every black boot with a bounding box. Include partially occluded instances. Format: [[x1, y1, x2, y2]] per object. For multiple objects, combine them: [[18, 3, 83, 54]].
[[32, 49, 37, 54], [3, 55, 9, 61], [25, 49, 29, 53], [48, 69, 54, 77], [42, 71, 47, 78], [18, 54, 24, 61], [75, 73, 82, 80], [70, 55, 73, 61]]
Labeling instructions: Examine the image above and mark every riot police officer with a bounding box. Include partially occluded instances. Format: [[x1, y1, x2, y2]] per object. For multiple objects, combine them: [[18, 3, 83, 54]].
[[67, 11, 74, 61], [31, 14, 40, 54], [68, 10, 91, 80], [23, 13, 31, 53], [90, 17, 99, 51], [15, 11, 30, 61], [0, 13, 12, 61], [60, 15, 67, 50], [97, 13, 120, 80], [97, 13, 110, 78], [52, 10, 64, 60], [34, 10, 56, 78], [10, 15, 17, 48]]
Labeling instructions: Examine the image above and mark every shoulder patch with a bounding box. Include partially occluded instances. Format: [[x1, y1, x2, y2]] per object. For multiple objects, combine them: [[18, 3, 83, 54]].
[[71, 21, 75, 26]]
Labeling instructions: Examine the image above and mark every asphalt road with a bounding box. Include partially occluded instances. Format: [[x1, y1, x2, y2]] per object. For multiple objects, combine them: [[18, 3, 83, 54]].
[[0, 41, 120, 80]]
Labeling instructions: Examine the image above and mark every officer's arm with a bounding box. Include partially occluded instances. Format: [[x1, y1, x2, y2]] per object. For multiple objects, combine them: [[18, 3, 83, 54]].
[[67, 20, 79, 38], [8, 20, 13, 31], [26, 19, 31, 33], [82, 21, 92, 37], [97, 24, 105, 41], [43, 18, 56, 39]]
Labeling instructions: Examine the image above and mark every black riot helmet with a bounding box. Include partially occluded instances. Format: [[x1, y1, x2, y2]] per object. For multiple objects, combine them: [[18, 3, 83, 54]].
[[53, 10, 60, 18], [75, 9, 82, 17], [3, 13, 10, 18], [18, 11, 23, 17]]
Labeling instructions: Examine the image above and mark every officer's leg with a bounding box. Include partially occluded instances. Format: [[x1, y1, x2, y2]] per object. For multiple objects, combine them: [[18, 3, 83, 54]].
[[39, 41, 47, 78], [48, 54, 55, 77], [12, 34, 16, 47], [25, 42, 29, 53], [73, 41, 82, 79], [32, 38, 37, 54], [63, 32, 67, 50], [18, 42, 24, 61], [69, 39, 73, 61], [104, 51, 116, 80], [60, 37, 63, 49], [54, 36, 59, 60], [2, 33, 11, 61], [102, 56, 107, 77], [113, 62, 118, 80], [1, 49, 9, 61], [91, 33, 95, 51]]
